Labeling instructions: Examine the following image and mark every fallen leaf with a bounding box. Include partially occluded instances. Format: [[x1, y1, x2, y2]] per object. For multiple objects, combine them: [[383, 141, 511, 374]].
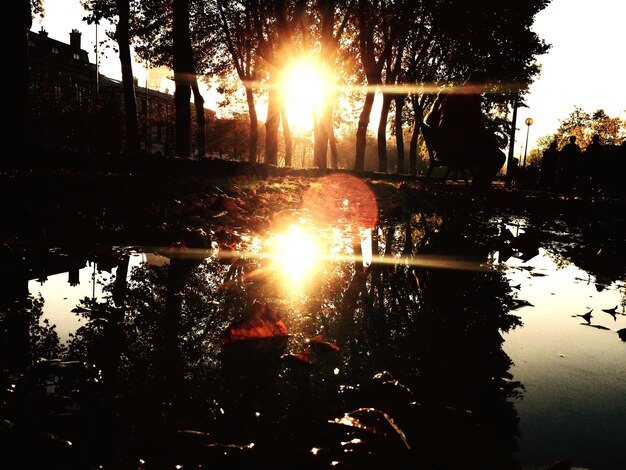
[[308, 335, 340, 354], [220, 301, 289, 346]]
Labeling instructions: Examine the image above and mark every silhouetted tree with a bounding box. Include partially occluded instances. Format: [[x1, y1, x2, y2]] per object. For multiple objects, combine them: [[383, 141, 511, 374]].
[[528, 107, 626, 165], [17, 1, 33, 164], [115, 0, 141, 157], [130, 0, 208, 158], [83, 0, 141, 157], [172, 0, 193, 157], [353, 0, 397, 171], [214, 0, 262, 163], [313, 0, 354, 169]]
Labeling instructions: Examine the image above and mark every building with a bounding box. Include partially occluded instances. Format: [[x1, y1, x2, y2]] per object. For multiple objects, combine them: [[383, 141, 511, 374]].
[[27, 28, 216, 158], [98, 75, 178, 157], [98, 76, 216, 157], [28, 28, 97, 153]]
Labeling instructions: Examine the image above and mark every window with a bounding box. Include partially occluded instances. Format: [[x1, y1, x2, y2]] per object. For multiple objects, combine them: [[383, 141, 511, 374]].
[[52, 47, 59, 54], [73, 53, 80, 60]]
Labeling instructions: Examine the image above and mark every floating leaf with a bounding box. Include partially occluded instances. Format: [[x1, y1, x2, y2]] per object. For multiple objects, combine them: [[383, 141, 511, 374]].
[[572, 309, 593, 324], [283, 348, 313, 366], [308, 335, 340, 354], [220, 301, 289, 346], [582, 323, 611, 331], [71, 306, 91, 313], [508, 299, 534, 310], [601, 306, 618, 321]]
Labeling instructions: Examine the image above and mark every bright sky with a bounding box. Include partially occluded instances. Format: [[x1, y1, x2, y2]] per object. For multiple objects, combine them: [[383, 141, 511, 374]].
[[516, 0, 626, 155], [34, 0, 626, 154]]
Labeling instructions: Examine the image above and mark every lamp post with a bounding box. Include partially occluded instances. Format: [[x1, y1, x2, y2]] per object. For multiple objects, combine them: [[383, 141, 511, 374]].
[[523, 117, 533, 167], [506, 94, 519, 186]]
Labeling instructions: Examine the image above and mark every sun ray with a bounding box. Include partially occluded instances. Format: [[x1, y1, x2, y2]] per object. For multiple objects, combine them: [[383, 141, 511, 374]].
[[281, 57, 333, 134]]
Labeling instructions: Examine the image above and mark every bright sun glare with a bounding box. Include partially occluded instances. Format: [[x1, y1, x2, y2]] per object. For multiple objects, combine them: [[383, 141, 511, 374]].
[[269, 224, 322, 291], [282, 58, 332, 133]]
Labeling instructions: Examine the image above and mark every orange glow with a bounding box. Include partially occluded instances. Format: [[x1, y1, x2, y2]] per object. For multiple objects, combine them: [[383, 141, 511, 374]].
[[266, 224, 323, 293], [301, 174, 379, 231], [281, 58, 333, 134]]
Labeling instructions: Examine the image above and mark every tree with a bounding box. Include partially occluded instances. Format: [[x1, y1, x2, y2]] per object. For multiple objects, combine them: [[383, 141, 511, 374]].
[[130, 0, 209, 158], [18, 0, 35, 164], [351, 0, 550, 173], [215, 0, 262, 163], [313, 0, 354, 169], [423, 0, 551, 151], [353, 0, 398, 172], [83, 0, 141, 157], [376, 11, 410, 173], [251, 0, 308, 166], [115, 0, 141, 157], [13, 0, 44, 166], [589, 109, 624, 147], [131, 0, 551, 170], [528, 107, 626, 164], [172, 0, 194, 157]]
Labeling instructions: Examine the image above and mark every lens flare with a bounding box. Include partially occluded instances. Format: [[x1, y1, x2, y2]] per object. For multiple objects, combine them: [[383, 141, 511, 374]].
[[267, 224, 323, 292], [281, 57, 333, 133]]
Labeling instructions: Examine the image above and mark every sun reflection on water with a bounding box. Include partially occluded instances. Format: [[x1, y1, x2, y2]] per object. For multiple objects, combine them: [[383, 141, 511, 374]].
[[265, 224, 324, 292]]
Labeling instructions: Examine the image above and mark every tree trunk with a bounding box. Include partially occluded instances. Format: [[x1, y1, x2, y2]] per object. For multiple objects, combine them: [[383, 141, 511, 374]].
[[355, 91, 375, 171], [329, 126, 338, 169], [280, 103, 293, 167], [161, 257, 196, 411], [314, 115, 328, 169], [409, 121, 419, 175], [394, 95, 405, 174], [115, 0, 140, 158], [17, 0, 32, 165], [112, 254, 129, 308], [245, 85, 258, 163], [173, 0, 193, 158], [191, 79, 205, 158], [314, 0, 336, 170], [409, 99, 422, 175], [265, 79, 280, 165], [377, 93, 393, 172]]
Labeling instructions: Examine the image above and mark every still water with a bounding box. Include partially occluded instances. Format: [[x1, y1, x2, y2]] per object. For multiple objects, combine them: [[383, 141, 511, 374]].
[[3, 212, 626, 469], [502, 246, 626, 469]]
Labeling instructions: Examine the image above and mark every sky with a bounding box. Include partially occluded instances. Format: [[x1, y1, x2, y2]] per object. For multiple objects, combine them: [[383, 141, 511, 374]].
[[516, 0, 626, 154], [33, 0, 626, 157]]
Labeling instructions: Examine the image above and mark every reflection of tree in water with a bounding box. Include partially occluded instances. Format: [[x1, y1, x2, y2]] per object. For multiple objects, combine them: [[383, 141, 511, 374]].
[[521, 199, 626, 287], [412, 218, 523, 466], [0, 295, 65, 372], [304, 212, 524, 467], [58, 210, 523, 467], [64, 252, 234, 433]]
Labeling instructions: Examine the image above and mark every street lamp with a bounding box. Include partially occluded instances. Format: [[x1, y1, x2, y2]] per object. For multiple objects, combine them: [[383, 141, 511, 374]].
[[523, 117, 533, 167]]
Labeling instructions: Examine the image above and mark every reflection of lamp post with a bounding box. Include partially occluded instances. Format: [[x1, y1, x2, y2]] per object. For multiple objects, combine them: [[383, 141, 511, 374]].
[[523, 117, 533, 167]]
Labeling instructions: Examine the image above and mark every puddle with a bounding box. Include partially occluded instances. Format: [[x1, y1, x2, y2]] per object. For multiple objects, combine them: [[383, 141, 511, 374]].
[[497, 230, 626, 470], [1, 212, 624, 469]]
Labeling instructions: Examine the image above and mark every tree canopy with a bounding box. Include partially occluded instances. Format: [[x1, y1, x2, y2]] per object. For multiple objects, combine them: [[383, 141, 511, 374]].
[[79, 0, 551, 169], [528, 106, 626, 165]]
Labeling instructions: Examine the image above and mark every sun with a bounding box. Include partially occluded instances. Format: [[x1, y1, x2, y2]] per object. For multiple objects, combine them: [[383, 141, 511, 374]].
[[266, 224, 324, 294], [281, 57, 332, 134]]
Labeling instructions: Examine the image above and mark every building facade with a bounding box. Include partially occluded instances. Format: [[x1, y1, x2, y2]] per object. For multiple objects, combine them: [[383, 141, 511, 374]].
[[28, 28, 216, 158], [28, 28, 97, 153]]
